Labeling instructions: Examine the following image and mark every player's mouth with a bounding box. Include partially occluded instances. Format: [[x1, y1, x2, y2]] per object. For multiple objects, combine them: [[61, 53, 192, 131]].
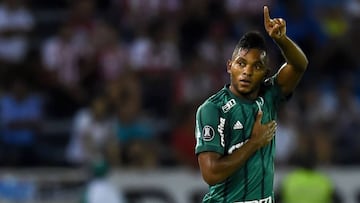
[[239, 79, 251, 86]]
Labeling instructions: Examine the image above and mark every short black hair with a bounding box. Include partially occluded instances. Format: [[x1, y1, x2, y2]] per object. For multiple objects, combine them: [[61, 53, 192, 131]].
[[232, 31, 267, 59]]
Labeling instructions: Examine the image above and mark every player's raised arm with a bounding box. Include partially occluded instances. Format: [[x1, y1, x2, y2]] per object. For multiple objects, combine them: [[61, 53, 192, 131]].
[[264, 6, 308, 96]]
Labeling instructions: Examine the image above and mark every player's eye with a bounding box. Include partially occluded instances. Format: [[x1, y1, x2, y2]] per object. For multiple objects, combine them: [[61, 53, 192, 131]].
[[238, 62, 246, 67]]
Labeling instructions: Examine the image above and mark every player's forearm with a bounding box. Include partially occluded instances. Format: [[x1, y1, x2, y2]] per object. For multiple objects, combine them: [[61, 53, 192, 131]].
[[275, 35, 308, 72], [204, 141, 260, 185]]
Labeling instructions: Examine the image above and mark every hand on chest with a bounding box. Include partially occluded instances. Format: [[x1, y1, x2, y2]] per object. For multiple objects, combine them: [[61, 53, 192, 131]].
[[227, 97, 273, 139]]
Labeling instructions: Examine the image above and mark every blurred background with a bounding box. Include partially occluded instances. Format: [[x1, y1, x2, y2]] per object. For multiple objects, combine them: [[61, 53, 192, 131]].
[[0, 0, 359, 202]]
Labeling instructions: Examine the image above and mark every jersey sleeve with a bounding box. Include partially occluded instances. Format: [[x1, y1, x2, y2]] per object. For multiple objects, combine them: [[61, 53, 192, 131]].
[[265, 75, 291, 110], [195, 102, 225, 155]]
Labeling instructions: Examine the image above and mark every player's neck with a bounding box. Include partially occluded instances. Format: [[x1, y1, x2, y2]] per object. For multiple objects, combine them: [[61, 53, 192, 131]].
[[229, 85, 259, 101]]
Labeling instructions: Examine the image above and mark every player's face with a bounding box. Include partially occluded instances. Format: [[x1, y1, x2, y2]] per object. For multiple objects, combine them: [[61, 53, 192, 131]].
[[227, 48, 268, 99]]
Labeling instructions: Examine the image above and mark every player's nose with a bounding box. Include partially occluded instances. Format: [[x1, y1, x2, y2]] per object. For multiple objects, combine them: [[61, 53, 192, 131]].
[[242, 65, 253, 76]]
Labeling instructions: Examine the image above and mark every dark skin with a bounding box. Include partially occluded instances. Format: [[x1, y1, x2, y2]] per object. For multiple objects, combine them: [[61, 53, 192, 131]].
[[198, 6, 308, 186]]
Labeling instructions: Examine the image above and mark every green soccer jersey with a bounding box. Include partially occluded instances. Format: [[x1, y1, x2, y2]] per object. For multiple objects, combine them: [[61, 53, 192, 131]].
[[195, 77, 287, 203]]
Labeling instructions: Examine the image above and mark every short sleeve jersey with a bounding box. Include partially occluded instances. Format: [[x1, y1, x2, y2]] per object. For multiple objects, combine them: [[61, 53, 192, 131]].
[[195, 77, 287, 203]]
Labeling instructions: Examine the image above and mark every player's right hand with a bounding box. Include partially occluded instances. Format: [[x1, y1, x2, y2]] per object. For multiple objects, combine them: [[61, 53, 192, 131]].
[[264, 6, 286, 40], [249, 110, 276, 149]]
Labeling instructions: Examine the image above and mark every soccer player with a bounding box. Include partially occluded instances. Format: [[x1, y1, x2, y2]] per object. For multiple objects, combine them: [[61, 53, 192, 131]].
[[195, 6, 308, 203]]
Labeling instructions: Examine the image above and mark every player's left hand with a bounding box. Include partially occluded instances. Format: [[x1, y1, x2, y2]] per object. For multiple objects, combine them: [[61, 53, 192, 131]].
[[264, 6, 286, 40]]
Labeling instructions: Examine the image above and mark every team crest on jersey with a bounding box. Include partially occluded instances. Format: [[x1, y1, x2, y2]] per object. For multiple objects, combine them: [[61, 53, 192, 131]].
[[202, 125, 215, 141]]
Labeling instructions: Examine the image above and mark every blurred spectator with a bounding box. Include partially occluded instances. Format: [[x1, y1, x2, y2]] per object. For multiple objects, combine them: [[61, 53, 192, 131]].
[[82, 159, 126, 203], [272, 0, 326, 61], [115, 95, 157, 168], [0, 0, 34, 66], [66, 0, 99, 85], [114, 73, 157, 168], [332, 79, 360, 164], [299, 84, 336, 126], [0, 75, 43, 166], [122, 140, 158, 169], [66, 95, 119, 167], [92, 21, 130, 83], [174, 54, 218, 105], [277, 138, 340, 203], [290, 124, 334, 166], [104, 79, 122, 110], [318, 5, 349, 40], [41, 21, 93, 118], [178, 0, 211, 60], [117, 94, 152, 144], [197, 20, 235, 70], [309, 4, 357, 79], [346, 0, 360, 19], [129, 18, 180, 71], [40, 0, 102, 119], [275, 106, 299, 166], [344, 24, 360, 70], [109, 71, 142, 111], [170, 103, 198, 169], [41, 21, 91, 87], [67, 0, 98, 50], [0, 175, 37, 202], [313, 124, 334, 165]]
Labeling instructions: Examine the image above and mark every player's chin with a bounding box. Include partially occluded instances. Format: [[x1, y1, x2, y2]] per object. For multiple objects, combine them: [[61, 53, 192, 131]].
[[237, 86, 252, 94], [236, 83, 252, 92]]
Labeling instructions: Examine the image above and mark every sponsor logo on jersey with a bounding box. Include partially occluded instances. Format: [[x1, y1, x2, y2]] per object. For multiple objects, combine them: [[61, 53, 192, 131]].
[[222, 99, 236, 113], [202, 125, 215, 141], [228, 139, 249, 154], [218, 117, 225, 147], [233, 121, 243, 130], [235, 196, 272, 203]]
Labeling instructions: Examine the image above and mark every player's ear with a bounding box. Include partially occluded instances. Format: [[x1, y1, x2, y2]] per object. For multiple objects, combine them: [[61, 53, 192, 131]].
[[226, 59, 232, 73]]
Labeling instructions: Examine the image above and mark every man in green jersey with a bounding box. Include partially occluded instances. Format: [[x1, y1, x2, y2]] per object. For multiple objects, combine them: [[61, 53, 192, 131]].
[[195, 6, 308, 203]]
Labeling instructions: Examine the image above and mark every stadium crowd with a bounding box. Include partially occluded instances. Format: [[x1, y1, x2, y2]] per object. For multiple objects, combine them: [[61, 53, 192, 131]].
[[0, 0, 359, 169]]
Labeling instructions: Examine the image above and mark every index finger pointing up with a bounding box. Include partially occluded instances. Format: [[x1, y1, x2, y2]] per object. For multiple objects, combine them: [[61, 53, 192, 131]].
[[264, 6, 271, 24]]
